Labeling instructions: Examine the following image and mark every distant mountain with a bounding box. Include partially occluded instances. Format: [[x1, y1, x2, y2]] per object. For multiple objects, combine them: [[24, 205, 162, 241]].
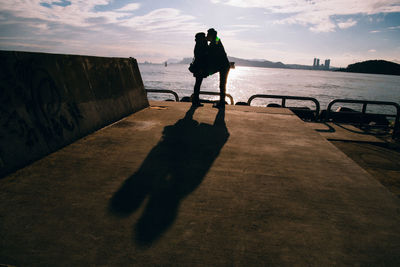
[[178, 56, 289, 69], [179, 57, 193, 64], [227, 56, 288, 69], [286, 64, 313, 70], [340, 60, 400, 76], [166, 58, 181, 64], [177, 56, 341, 70]]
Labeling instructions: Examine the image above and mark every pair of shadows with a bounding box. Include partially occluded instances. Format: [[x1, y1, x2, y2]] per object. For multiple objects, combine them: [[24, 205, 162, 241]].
[[316, 122, 390, 136], [109, 105, 229, 246]]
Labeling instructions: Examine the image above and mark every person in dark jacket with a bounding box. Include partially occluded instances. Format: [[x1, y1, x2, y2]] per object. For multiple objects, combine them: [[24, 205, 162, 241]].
[[191, 32, 209, 107], [206, 28, 230, 109]]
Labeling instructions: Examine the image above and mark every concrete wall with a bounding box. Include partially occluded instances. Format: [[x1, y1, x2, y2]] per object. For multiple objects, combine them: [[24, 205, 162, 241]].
[[0, 51, 149, 177]]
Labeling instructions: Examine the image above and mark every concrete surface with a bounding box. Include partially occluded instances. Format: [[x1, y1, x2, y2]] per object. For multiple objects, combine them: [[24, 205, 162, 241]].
[[0, 51, 148, 178], [307, 121, 400, 198], [330, 140, 400, 198], [1, 101, 400, 266]]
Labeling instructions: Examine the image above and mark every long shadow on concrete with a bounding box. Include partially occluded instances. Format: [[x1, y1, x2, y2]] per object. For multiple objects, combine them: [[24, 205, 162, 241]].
[[109, 105, 229, 245]]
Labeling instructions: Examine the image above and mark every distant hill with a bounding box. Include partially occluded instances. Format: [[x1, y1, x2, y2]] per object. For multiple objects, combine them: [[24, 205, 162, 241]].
[[340, 60, 400, 76]]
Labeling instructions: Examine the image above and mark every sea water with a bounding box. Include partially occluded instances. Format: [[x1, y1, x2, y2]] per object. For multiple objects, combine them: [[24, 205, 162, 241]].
[[139, 64, 400, 115]]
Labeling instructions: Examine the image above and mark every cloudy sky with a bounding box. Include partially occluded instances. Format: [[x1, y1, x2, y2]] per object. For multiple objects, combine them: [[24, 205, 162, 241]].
[[0, 0, 399, 67]]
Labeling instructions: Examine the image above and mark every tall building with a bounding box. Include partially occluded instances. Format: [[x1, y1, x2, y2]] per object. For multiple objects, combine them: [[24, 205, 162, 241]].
[[313, 58, 321, 69], [324, 59, 330, 70]]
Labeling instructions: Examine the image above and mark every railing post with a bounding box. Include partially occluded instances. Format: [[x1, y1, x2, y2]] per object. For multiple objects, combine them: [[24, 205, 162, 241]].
[[325, 100, 335, 123], [361, 103, 368, 127], [362, 103, 367, 114], [394, 107, 400, 139]]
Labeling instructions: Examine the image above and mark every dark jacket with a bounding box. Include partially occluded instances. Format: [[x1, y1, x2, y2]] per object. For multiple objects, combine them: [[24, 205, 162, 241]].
[[192, 40, 209, 78], [208, 37, 230, 75]]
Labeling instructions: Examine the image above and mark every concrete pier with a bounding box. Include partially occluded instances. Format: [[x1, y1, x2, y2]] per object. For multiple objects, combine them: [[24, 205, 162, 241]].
[[0, 51, 148, 178], [1, 101, 400, 266]]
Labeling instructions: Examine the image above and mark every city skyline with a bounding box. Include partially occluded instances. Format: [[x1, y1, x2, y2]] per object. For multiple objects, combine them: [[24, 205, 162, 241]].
[[0, 0, 400, 67], [313, 58, 330, 70]]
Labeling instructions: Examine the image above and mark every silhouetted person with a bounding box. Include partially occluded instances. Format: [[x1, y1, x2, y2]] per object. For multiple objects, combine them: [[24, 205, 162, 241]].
[[207, 28, 230, 109], [110, 106, 229, 246], [190, 32, 209, 107]]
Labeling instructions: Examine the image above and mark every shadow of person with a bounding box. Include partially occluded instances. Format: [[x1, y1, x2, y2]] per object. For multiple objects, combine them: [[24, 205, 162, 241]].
[[109, 105, 229, 246]]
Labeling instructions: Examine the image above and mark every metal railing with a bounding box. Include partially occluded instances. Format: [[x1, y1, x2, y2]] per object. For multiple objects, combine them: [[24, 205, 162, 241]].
[[146, 89, 179, 102], [247, 94, 320, 119], [146, 89, 234, 105], [191, 91, 235, 105], [326, 99, 400, 138], [145, 90, 400, 138]]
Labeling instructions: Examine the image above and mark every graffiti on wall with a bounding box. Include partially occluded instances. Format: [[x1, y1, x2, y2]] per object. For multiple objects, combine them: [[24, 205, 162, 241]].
[[0, 54, 84, 148]]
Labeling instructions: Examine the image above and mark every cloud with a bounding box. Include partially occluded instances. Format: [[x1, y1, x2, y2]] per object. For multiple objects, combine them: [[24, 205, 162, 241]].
[[369, 25, 400, 34], [337, 19, 357, 29], [388, 25, 400, 30], [0, 0, 132, 27], [368, 49, 376, 52], [0, 1, 200, 33], [211, 0, 400, 32], [121, 8, 202, 34], [228, 24, 260, 28], [0, 1, 205, 61], [114, 3, 141, 12], [0, 1, 203, 35]]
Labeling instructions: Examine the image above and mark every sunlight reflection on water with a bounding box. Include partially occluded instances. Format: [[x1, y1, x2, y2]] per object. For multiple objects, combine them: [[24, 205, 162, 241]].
[[139, 64, 400, 114]]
